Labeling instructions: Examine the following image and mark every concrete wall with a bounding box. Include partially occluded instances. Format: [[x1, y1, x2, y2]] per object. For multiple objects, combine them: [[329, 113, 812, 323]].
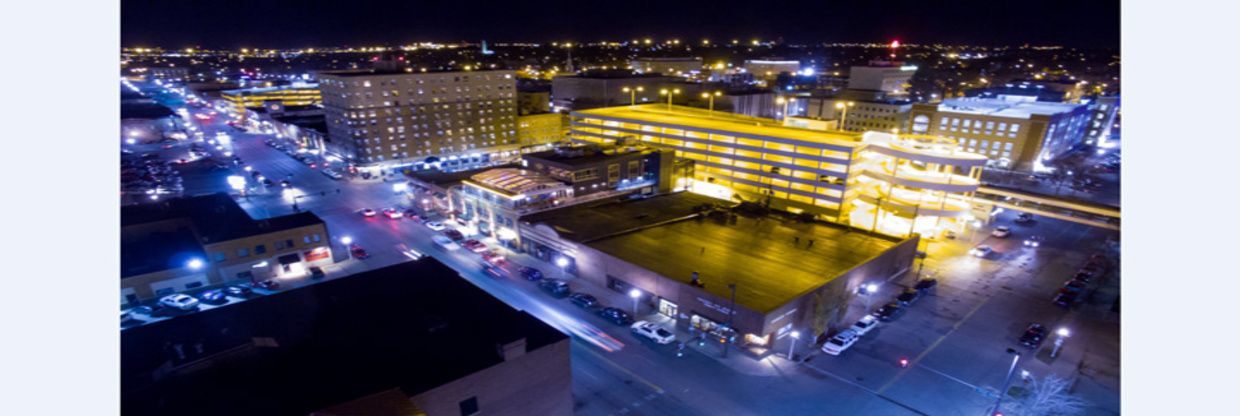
[[408, 337, 573, 416]]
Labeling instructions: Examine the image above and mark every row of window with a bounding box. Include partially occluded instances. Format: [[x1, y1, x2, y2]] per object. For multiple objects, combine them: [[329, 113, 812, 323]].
[[319, 73, 514, 89], [214, 234, 323, 263]]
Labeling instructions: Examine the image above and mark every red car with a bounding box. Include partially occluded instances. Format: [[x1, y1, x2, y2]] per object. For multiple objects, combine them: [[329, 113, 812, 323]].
[[350, 245, 371, 259], [463, 239, 488, 253], [481, 250, 505, 264], [382, 208, 403, 219]]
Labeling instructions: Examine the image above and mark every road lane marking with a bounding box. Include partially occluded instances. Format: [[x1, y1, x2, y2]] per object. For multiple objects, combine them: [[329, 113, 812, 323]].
[[578, 342, 666, 394]]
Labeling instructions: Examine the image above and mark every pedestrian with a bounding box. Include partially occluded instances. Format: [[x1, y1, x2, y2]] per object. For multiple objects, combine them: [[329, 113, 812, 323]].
[[700, 246, 706, 255], [794, 236, 800, 244], [808, 239, 814, 247]]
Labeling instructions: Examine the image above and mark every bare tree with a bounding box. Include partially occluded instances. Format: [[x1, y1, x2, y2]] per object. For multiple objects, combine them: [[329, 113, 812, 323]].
[[1008, 374, 1089, 416]]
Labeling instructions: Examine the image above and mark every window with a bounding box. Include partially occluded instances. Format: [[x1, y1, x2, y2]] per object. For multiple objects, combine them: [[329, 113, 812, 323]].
[[1005, 142, 1013, 150], [255, 244, 267, 255], [213, 252, 226, 263], [303, 236, 312, 244], [1009, 124, 1020, 132], [286, 239, 295, 248], [237, 248, 249, 258], [275, 240, 285, 250], [459, 397, 479, 416]]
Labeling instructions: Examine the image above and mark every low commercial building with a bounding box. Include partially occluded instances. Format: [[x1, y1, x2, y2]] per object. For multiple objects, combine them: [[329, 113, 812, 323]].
[[551, 70, 679, 110], [803, 89, 913, 133], [121, 193, 332, 305], [519, 192, 918, 356], [121, 259, 573, 416], [570, 104, 991, 238], [743, 60, 801, 81], [630, 57, 703, 76], [847, 64, 918, 96], [909, 97, 1091, 171], [221, 82, 322, 114]]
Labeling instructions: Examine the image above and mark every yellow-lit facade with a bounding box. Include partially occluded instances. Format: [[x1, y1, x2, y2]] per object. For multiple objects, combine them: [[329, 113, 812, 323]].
[[569, 105, 988, 237], [221, 84, 322, 113]]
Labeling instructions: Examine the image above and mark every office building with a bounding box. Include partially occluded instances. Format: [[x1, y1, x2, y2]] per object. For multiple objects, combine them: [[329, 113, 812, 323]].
[[518, 192, 918, 356], [221, 82, 322, 113], [630, 57, 703, 76], [318, 56, 519, 170], [1084, 95, 1120, 147], [120, 193, 332, 305], [803, 89, 913, 133], [517, 112, 568, 151], [570, 104, 990, 237], [847, 64, 918, 96], [121, 260, 573, 416], [551, 70, 678, 110], [909, 97, 1091, 171], [743, 60, 801, 80], [447, 142, 676, 247], [517, 82, 552, 115]]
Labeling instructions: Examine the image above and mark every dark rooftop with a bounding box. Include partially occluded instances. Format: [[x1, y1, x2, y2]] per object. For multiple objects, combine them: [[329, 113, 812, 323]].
[[120, 230, 205, 278], [524, 192, 905, 312], [271, 114, 328, 133], [564, 69, 673, 80], [406, 163, 517, 188], [121, 101, 175, 120], [121, 259, 566, 416], [524, 144, 655, 168], [122, 193, 325, 245]]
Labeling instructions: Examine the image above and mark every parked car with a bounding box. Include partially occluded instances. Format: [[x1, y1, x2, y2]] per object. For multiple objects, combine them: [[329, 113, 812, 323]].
[[851, 314, 879, 336], [969, 245, 994, 258], [1053, 291, 1077, 308], [481, 251, 506, 266], [873, 303, 905, 321], [224, 285, 253, 297], [1015, 213, 1034, 224], [895, 288, 921, 306], [482, 264, 508, 279], [322, 169, 344, 180], [360, 208, 377, 217], [432, 235, 460, 251], [538, 279, 571, 298], [159, 294, 200, 311], [631, 321, 676, 344], [309, 266, 326, 279], [442, 229, 465, 241], [518, 266, 544, 281], [129, 305, 155, 315], [382, 208, 403, 219], [350, 245, 371, 259], [821, 329, 860, 355], [570, 293, 599, 308], [1020, 323, 1048, 348], [991, 226, 1011, 238], [403, 209, 420, 219], [462, 239, 488, 253], [914, 278, 938, 292], [199, 289, 227, 304], [1060, 280, 1088, 294], [121, 311, 140, 325], [425, 221, 446, 231], [252, 279, 281, 290], [597, 307, 634, 325]]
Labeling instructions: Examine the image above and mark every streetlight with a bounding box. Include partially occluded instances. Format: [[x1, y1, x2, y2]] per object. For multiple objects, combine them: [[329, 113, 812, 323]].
[[776, 97, 796, 120], [659, 88, 681, 110], [835, 101, 855, 130], [788, 330, 801, 360], [622, 86, 645, 106], [186, 258, 204, 270], [991, 348, 1022, 416], [860, 283, 879, 311], [1051, 327, 1071, 358], [701, 91, 722, 114], [628, 289, 641, 315]]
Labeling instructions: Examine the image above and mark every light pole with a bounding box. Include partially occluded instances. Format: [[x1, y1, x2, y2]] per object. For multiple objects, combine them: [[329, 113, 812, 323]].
[[991, 348, 1022, 416], [835, 101, 855, 130], [1051, 327, 1071, 358], [622, 86, 644, 106], [788, 330, 801, 360], [861, 283, 878, 311], [629, 289, 641, 315], [659, 88, 681, 110], [776, 97, 796, 120], [701, 91, 722, 115], [555, 256, 569, 279]]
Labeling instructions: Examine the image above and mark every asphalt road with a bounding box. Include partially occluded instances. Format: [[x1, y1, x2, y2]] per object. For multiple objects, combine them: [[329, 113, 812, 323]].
[[137, 81, 1120, 415]]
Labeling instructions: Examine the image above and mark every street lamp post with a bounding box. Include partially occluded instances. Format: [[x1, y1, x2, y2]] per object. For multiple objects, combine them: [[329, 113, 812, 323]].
[[862, 283, 878, 312], [629, 289, 641, 315], [991, 348, 1022, 416], [622, 86, 644, 106], [701, 91, 722, 115], [835, 101, 855, 130], [555, 256, 569, 279], [659, 88, 681, 110], [788, 330, 801, 360], [1051, 327, 1071, 358]]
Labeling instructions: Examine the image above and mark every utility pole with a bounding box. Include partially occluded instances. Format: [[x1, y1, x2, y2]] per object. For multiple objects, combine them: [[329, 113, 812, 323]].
[[722, 282, 737, 358], [991, 348, 1022, 416]]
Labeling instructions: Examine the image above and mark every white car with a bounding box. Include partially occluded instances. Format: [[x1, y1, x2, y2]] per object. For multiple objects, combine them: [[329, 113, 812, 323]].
[[970, 245, 994, 257], [851, 314, 879, 336], [1023, 235, 1044, 248], [821, 329, 860, 355], [159, 294, 200, 311], [360, 208, 377, 217], [991, 226, 1011, 238], [431, 235, 460, 251], [425, 221, 446, 231], [630, 321, 676, 344]]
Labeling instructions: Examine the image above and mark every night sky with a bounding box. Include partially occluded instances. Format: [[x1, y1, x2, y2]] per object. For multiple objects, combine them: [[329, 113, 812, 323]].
[[122, 0, 1119, 49]]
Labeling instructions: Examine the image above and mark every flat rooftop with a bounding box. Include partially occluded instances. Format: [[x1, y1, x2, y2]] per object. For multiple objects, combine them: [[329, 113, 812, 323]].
[[938, 97, 1085, 118], [525, 192, 904, 312], [121, 259, 566, 416], [122, 193, 324, 244], [573, 104, 863, 149], [524, 144, 652, 168]]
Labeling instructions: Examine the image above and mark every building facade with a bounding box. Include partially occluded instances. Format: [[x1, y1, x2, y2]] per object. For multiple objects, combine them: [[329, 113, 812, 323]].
[[221, 82, 322, 113], [909, 97, 1091, 171], [1084, 95, 1119, 148], [630, 57, 703, 76], [743, 60, 801, 80], [847, 64, 918, 95], [550, 71, 677, 110], [569, 105, 990, 237], [318, 65, 519, 169], [517, 112, 567, 151], [803, 91, 913, 133]]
